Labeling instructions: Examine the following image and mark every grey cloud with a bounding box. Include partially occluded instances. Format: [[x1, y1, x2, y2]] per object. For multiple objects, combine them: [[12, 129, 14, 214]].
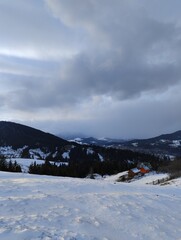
[[2, 0, 181, 110], [1, 0, 181, 138], [44, 0, 181, 101], [2, 45, 181, 112], [23, 87, 181, 139]]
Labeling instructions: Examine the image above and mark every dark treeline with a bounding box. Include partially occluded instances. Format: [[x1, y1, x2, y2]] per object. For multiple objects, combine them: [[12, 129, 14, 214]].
[[0, 145, 170, 178], [0, 155, 22, 172], [29, 146, 164, 178], [158, 156, 181, 179]]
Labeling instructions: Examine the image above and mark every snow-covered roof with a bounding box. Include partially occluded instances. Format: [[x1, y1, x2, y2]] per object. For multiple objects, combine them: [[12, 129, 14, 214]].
[[141, 166, 150, 171], [138, 162, 151, 169], [130, 168, 140, 173]]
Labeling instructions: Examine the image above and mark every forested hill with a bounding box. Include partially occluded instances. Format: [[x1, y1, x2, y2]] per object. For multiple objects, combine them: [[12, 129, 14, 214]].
[[0, 121, 163, 177], [0, 121, 68, 149]]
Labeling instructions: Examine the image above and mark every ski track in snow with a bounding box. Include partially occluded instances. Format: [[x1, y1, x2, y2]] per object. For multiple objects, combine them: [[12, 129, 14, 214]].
[[0, 172, 180, 240]]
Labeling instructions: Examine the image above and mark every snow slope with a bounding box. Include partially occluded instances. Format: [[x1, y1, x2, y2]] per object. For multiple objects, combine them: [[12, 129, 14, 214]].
[[0, 171, 180, 240]]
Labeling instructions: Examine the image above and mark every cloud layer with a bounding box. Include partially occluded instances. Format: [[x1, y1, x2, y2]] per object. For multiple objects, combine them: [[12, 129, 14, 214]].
[[0, 0, 181, 138]]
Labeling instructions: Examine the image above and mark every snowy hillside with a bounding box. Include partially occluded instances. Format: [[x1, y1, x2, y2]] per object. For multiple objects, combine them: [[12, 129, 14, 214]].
[[0, 146, 50, 159], [6, 158, 68, 173], [0, 171, 180, 240]]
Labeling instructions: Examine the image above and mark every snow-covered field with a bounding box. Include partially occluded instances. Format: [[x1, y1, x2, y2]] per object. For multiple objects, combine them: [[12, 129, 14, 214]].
[[0, 171, 180, 240]]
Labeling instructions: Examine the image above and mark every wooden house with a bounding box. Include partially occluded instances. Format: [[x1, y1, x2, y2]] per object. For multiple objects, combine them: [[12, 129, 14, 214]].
[[128, 168, 140, 178], [140, 166, 150, 174]]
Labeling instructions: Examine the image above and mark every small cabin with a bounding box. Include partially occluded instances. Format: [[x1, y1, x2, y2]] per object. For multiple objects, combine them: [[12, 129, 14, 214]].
[[140, 166, 150, 174], [138, 162, 151, 174], [128, 168, 140, 178]]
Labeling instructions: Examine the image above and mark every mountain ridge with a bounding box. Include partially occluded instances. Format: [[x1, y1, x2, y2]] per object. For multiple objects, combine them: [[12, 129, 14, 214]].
[[0, 121, 162, 176], [64, 130, 181, 156], [0, 121, 180, 162], [0, 121, 68, 149]]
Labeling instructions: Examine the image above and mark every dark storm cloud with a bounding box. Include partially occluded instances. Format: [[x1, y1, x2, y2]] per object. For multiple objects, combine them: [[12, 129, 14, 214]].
[[43, 0, 181, 104], [1, 0, 181, 108]]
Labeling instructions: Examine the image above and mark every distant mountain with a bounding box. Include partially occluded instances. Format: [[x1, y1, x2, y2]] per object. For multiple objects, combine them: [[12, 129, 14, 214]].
[[0, 121, 161, 175], [0, 121, 68, 149], [63, 136, 126, 146], [0, 121, 167, 178], [119, 130, 181, 156], [62, 131, 181, 156], [0, 121, 74, 160]]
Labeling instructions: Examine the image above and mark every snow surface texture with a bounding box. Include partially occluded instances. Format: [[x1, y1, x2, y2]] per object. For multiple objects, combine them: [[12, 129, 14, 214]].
[[0, 172, 180, 240]]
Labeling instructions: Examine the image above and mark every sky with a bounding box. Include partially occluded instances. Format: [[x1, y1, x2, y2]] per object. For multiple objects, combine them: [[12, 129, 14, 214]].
[[1, 0, 181, 139]]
